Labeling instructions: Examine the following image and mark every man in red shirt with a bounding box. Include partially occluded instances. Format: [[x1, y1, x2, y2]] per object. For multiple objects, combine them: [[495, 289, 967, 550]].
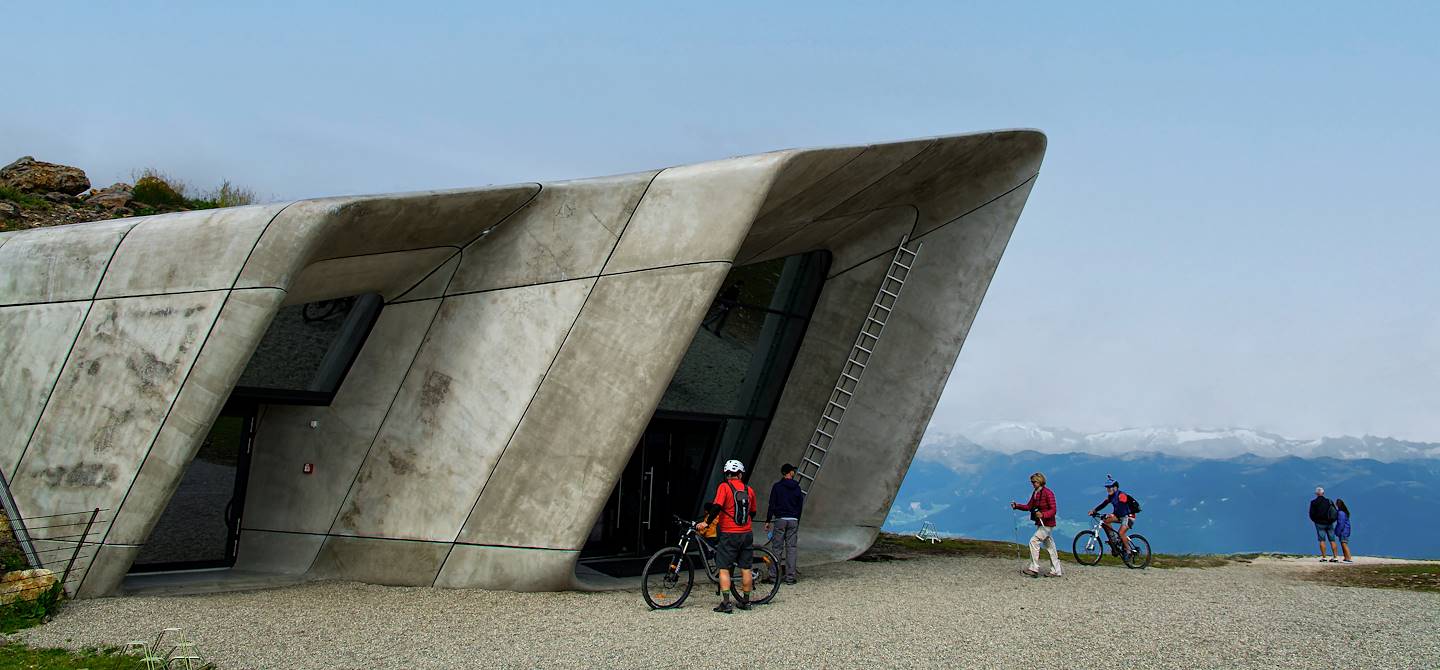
[[696, 459, 757, 613], [1011, 471, 1062, 578]]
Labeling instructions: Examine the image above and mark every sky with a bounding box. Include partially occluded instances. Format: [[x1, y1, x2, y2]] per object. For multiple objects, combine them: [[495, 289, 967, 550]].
[[5, 3, 1438, 442]]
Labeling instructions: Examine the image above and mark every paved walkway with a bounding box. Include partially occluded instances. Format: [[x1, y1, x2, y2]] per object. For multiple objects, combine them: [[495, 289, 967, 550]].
[[15, 555, 1440, 669]]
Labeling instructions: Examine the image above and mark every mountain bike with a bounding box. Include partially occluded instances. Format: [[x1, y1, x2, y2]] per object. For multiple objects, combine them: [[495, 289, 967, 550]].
[[1072, 513, 1152, 569], [641, 516, 780, 609]]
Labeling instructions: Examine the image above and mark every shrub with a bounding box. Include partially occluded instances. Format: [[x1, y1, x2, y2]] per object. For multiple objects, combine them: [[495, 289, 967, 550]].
[[130, 169, 187, 208], [210, 179, 257, 208]]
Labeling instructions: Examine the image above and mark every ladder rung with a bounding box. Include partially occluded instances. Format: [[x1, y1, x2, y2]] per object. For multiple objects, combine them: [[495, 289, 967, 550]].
[[841, 373, 861, 382], [797, 471, 815, 481], [846, 360, 866, 369], [807, 443, 828, 453], [866, 316, 885, 326], [833, 387, 852, 397], [816, 428, 834, 440], [855, 345, 872, 354], [893, 260, 912, 270], [873, 303, 891, 312], [879, 289, 899, 298], [802, 457, 823, 469]]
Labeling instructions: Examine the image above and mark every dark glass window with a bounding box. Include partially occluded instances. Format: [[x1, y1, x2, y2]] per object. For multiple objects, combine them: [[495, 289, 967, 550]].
[[233, 294, 382, 403], [656, 250, 830, 476]]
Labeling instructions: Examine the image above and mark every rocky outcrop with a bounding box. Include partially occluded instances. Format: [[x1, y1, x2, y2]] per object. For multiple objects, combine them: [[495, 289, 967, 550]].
[[0, 569, 57, 604], [85, 183, 135, 211], [0, 156, 90, 195]]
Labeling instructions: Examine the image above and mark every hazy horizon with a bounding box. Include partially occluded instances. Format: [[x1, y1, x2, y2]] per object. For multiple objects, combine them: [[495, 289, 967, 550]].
[[6, 3, 1437, 443]]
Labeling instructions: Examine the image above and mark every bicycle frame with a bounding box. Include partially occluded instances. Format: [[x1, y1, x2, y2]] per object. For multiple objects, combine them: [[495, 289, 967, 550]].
[[674, 523, 752, 583]]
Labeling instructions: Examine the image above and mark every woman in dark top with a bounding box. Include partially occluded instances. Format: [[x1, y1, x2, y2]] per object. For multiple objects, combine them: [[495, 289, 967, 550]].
[[1335, 499, 1353, 563]]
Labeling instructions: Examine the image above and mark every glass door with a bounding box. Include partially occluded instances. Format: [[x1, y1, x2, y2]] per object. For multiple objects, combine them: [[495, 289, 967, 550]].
[[130, 406, 254, 572]]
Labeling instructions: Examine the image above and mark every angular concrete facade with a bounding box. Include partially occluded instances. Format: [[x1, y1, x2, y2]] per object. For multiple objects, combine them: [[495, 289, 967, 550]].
[[0, 130, 1044, 596]]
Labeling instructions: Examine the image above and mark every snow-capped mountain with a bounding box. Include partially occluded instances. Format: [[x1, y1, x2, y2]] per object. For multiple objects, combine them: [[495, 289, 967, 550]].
[[923, 421, 1440, 462]]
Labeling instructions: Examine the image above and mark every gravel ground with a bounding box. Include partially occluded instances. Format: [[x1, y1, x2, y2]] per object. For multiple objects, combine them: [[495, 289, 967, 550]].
[[14, 555, 1439, 669]]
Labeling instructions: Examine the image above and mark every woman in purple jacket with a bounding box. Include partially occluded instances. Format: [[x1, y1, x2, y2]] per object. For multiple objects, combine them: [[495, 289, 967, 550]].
[[1335, 499, 1353, 563]]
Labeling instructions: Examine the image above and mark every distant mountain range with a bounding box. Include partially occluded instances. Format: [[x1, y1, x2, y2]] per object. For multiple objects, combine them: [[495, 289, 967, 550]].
[[927, 422, 1440, 462], [884, 425, 1440, 559]]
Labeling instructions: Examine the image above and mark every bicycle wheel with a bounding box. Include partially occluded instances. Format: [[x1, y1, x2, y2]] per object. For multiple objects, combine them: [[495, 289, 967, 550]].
[[641, 547, 694, 609], [734, 547, 781, 605], [1123, 534, 1152, 569], [1072, 530, 1104, 565]]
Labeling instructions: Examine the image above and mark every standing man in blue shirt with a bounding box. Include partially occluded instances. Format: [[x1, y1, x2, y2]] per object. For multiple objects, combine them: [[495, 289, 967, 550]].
[[764, 463, 804, 584]]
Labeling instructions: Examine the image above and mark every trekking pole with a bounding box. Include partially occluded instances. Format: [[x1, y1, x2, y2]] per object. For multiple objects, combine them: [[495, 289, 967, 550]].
[[1011, 508, 1025, 560]]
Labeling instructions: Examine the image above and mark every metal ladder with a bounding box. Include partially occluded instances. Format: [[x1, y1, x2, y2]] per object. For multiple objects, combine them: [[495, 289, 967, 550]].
[[795, 235, 921, 494]]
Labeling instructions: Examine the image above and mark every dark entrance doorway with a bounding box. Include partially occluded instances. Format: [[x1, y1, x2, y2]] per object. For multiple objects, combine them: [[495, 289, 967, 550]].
[[583, 416, 723, 565], [130, 404, 254, 572]]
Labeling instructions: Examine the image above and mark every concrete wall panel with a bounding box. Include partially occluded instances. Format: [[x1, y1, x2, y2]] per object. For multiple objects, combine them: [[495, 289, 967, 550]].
[[235, 186, 538, 291], [457, 262, 730, 548], [827, 131, 1044, 235], [331, 279, 594, 542], [282, 247, 456, 306], [737, 140, 931, 264], [604, 156, 785, 274], [95, 206, 283, 299], [234, 530, 326, 575], [242, 299, 443, 535], [0, 220, 133, 305], [0, 302, 89, 476], [754, 147, 864, 219], [308, 536, 448, 586], [448, 172, 657, 294], [106, 289, 285, 548], [10, 291, 226, 540], [75, 544, 138, 598], [747, 206, 918, 270], [390, 251, 461, 303], [434, 545, 578, 591]]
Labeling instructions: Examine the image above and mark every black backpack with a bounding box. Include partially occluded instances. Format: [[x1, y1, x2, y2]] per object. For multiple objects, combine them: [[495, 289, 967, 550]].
[[1127, 493, 1142, 515], [727, 481, 751, 525]]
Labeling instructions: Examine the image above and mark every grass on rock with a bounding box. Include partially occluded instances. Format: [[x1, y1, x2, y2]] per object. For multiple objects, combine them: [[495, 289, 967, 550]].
[[0, 186, 50, 210], [1300, 563, 1440, 594]]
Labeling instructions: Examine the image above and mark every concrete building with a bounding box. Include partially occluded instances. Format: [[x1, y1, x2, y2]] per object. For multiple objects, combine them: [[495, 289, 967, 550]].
[[0, 130, 1044, 597]]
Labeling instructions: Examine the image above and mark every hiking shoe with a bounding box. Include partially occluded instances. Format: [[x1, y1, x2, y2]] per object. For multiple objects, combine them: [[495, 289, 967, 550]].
[[1342, 559, 1354, 563], [713, 601, 734, 614], [783, 577, 797, 585], [736, 598, 752, 611], [1021, 568, 1040, 578], [1044, 570, 1063, 578]]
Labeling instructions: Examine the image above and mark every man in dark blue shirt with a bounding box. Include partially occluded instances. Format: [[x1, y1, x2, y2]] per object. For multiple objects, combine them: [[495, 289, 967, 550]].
[[1089, 476, 1136, 556], [763, 463, 804, 584]]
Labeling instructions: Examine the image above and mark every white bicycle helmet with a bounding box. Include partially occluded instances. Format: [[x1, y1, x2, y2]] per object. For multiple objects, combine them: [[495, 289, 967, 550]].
[[722, 459, 745, 473]]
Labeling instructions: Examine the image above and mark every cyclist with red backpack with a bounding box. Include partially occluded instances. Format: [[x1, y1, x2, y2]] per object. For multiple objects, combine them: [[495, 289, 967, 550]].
[[696, 459, 758, 614], [1089, 476, 1139, 557]]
